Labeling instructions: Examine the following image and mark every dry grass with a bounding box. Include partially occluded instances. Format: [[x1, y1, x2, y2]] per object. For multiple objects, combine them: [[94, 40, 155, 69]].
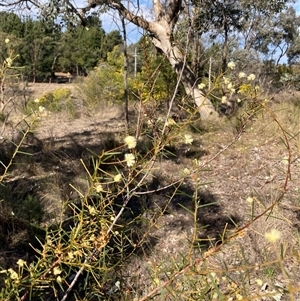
[[0, 84, 300, 300], [118, 99, 300, 300], [26, 82, 77, 98]]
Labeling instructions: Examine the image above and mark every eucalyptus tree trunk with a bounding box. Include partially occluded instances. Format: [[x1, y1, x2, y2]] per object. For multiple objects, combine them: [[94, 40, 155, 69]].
[[80, 0, 218, 119], [150, 21, 217, 119]]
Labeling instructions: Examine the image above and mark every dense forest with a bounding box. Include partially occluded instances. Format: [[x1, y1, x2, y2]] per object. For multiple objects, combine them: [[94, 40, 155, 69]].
[[0, 12, 123, 81]]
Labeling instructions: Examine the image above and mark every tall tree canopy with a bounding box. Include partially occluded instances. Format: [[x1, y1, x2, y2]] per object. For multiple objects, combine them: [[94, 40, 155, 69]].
[[0, 10, 122, 81], [0, 11, 24, 37]]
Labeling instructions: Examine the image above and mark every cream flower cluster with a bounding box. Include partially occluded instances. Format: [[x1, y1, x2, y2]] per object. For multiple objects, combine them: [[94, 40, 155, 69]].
[[124, 136, 137, 167]]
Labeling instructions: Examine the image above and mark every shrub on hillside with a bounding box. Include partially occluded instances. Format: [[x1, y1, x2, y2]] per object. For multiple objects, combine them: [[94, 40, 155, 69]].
[[76, 64, 124, 109], [25, 87, 73, 114], [76, 46, 127, 109]]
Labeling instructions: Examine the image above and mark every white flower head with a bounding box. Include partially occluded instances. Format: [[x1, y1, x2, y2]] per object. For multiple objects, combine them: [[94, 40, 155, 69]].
[[265, 229, 281, 243], [88, 205, 97, 216], [95, 184, 103, 193], [115, 280, 121, 290], [17, 259, 26, 268], [125, 153, 135, 167], [184, 134, 193, 145], [246, 197, 254, 203], [223, 76, 231, 85], [8, 268, 18, 280], [247, 74, 256, 81], [113, 174, 122, 182], [198, 83, 206, 89], [183, 168, 190, 175], [53, 267, 62, 276], [227, 61, 235, 70], [38, 106, 46, 113], [5, 58, 12, 67], [165, 117, 176, 127], [124, 136, 137, 149], [89, 234, 96, 241], [282, 156, 289, 165], [239, 72, 246, 78], [34, 98, 40, 103], [221, 96, 227, 104], [227, 82, 233, 89], [5, 38, 9, 44]]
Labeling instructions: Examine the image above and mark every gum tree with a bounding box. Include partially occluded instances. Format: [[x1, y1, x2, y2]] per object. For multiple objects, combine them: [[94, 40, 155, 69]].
[[83, 0, 219, 119], [1, 0, 218, 119], [192, 0, 295, 69]]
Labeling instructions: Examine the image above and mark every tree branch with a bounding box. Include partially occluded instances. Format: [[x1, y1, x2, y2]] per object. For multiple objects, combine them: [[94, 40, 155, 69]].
[[80, 0, 153, 33], [0, 0, 42, 9], [166, 0, 183, 24], [153, 0, 164, 21], [110, 1, 152, 32]]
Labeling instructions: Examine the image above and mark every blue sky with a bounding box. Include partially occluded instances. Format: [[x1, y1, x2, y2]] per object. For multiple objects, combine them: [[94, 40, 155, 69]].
[[295, 0, 300, 13], [3, 0, 300, 45], [99, 0, 300, 44], [100, 10, 143, 44]]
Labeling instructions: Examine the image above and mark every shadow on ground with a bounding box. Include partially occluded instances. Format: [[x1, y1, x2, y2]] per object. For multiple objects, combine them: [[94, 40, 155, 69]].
[[149, 183, 241, 249], [0, 124, 239, 249], [0, 121, 242, 300]]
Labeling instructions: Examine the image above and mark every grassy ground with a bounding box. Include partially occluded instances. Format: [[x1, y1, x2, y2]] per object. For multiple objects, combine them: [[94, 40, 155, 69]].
[[0, 82, 300, 300]]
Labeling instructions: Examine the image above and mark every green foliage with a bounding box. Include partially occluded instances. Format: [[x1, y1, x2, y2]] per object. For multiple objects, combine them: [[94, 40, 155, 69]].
[[15, 194, 44, 223], [25, 87, 73, 114], [76, 46, 125, 108], [101, 30, 123, 60], [0, 11, 123, 81], [78, 66, 124, 108], [0, 12, 24, 38], [57, 17, 105, 75], [14, 17, 59, 81], [56, 16, 122, 76], [132, 37, 181, 106], [253, 6, 300, 64], [0, 38, 21, 115]]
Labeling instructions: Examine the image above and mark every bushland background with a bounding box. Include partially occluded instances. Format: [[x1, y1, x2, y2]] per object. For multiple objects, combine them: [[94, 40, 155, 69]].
[[0, 1, 300, 300]]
